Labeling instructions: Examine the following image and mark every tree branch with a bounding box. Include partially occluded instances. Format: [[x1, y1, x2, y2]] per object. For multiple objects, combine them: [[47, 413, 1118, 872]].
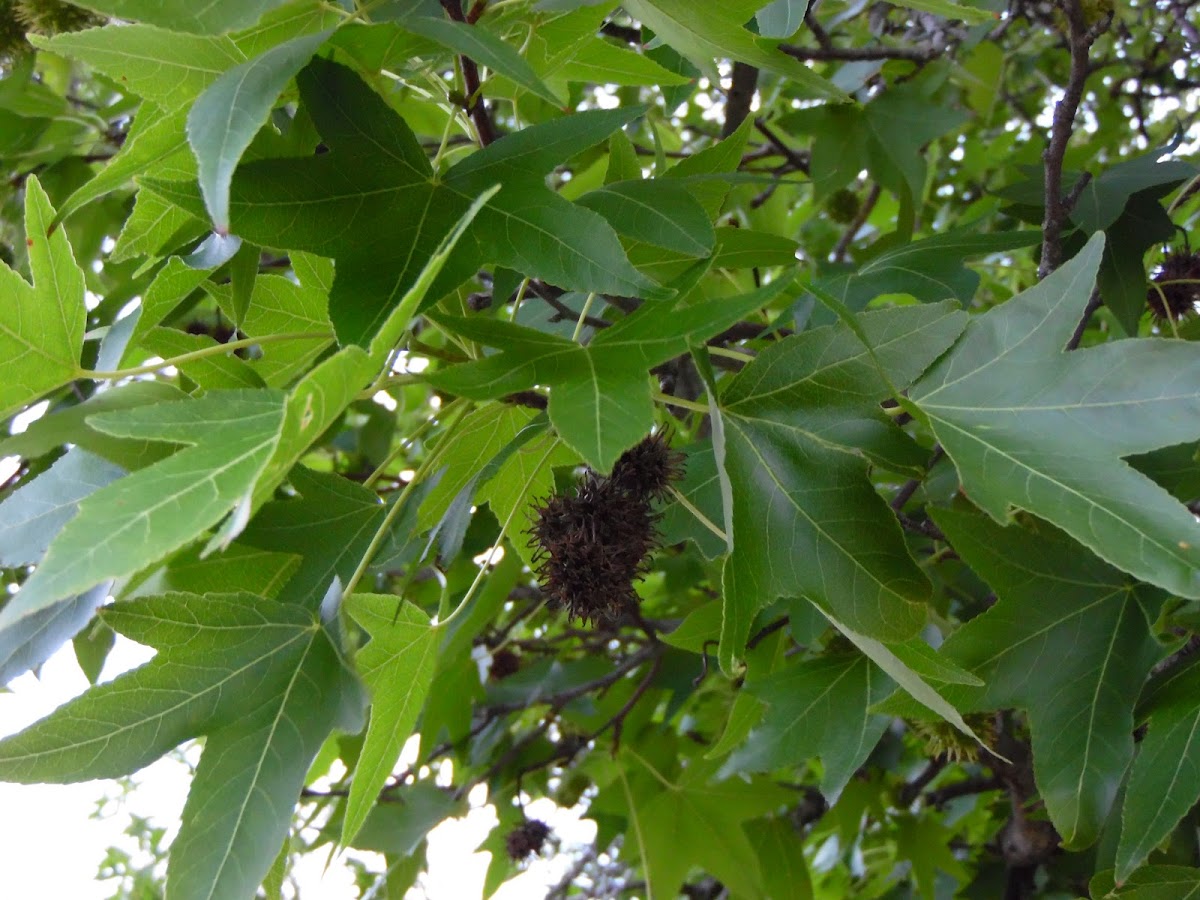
[[440, 0, 498, 146], [1039, 0, 1113, 279]]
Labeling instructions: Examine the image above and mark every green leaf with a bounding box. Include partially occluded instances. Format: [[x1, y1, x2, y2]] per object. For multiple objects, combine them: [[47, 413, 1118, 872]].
[[188, 29, 331, 231], [558, 37, 693, 86], [1070, 144, 1197, 233], [0, 176, 85, 419], [755, 0, 808, 38], [30, 3, 337, 107], [206, 251, 333, 387], [717, 302, 967, 671], [927, 505, 1164, 848], [432, 278, 793, 470], [1091, 866, 1200, 899], [0, 592, 355, 899], [782, 80, 967, 212], [476, 430, 577, 569], [819, 613, 987, 747], [0, 450, 127, 684], [912, 233, 1200, 600], [1117, 659, 1200, 880], [577, 179, 715, 256], [808, 229, 1042, 319], [887, 0, 996, 24], [253, 347, 378, 506], [0, 583, 110, 688], [69, 0, 294, 34], [723, 653, 894, 800], [348, 781, 464, 855], [52, 106, 190, 227], [891, 814, 972, 896], [417, 405, 542, 530], [32, 28, 241, 108], [746, 818, 814, 899], [129, 542, 301, 601], [2, 391, 286, 629], [240, 467, 385, 610], [622, 0, 846, 101], [341, 595, 439, 846], [0, 449, 125, 568], [144, 57, 664, 346], [630, 757, 790, 900], [401, 17, 562, 106]]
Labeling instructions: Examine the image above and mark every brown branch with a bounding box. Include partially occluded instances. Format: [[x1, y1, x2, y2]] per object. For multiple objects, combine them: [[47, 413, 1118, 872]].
[[754, 119, 809, 174], [925, 774, 1004, 808], [780, 41, 938, 63], [1038, 0, 1113, 279], [832, 182, 882, 262], [723, 63, 759, 138], [746, 616, 789, 651], [439, 0, 498, 146], [594, 655, 662, 754], [1064, 287, 1102, 351]]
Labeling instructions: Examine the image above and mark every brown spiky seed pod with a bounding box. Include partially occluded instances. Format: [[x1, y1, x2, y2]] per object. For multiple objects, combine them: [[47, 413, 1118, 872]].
[[505, 818, 551, 860], [529, 434, 684, 625], [530, 477, 656, 624], [608, 431, 686, 502], [1147, 249, 1200, 322]]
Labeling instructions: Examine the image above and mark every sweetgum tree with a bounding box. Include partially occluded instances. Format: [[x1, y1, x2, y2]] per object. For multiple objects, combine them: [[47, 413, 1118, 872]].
[[1, 0, 1199, 897]]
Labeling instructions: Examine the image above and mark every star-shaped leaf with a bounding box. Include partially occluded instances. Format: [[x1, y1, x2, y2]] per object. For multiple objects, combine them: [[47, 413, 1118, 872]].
[[921, 505, 1165, 849], [625, 756, 792, 900], [0, 390, 286, 633], [911, 233, 1200, 599], [722, 652, 895, 800], [429, 278, 792, 471], [341, 594, 440, 847], [144, 56, 666, 347], [0, 592, 354, 900], [716, 301, 967, 671], [0, 176, 86, 420]]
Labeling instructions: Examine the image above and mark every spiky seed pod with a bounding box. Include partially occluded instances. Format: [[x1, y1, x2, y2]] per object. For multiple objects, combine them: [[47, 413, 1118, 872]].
[[530, 478, 656, 624], [608, 431, 686, 502], [0, 1, 29, 57], [529, 434, 684, 625], [15, 0, 103, 34], [825, 188, 862, 225], [910, 712, 998, 764], [1147, 249, 1200, 322], [505, 819, 551, 861], [488, 647, 520, 681]]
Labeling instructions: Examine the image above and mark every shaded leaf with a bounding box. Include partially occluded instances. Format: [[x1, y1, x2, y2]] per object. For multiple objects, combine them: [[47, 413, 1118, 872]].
[[1117, 658, 1200, 880], [723, 652, 894, 800], [926, 505, 1164, 848], [912, 233, 1200, 600], [717, 302, 967, 671], [188, 29, 331, 231], [623, 0, 845, 100]]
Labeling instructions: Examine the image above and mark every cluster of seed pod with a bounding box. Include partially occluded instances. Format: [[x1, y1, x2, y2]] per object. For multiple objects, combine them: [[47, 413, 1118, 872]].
[[1148, 248, 1200, 322], [529, 432, 684, 625]]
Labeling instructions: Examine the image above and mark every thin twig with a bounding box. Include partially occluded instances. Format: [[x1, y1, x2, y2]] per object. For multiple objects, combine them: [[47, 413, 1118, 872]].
[[832, 183, 882, 262]]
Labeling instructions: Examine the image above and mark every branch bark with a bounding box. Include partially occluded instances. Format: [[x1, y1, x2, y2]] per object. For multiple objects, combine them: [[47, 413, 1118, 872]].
[[1038, 0, 1113, 279]]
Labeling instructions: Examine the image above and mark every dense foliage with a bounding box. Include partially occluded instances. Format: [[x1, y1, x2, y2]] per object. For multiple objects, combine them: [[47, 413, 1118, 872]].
[[1, 0, 1199, 897]]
